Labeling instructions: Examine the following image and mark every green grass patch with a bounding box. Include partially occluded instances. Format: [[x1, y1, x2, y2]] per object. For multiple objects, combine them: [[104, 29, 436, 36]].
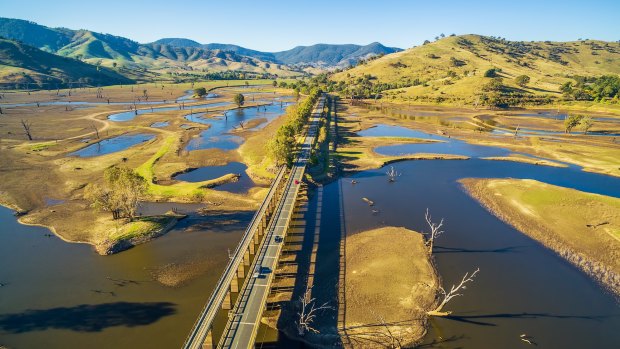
[[110, 215, 175, 242]]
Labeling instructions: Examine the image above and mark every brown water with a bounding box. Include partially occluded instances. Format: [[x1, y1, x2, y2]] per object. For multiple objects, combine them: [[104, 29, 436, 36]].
[[0, 203, 253, 349]]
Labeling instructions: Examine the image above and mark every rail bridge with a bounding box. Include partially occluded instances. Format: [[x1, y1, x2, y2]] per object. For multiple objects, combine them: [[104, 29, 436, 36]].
[[183, 95, 326, 349]]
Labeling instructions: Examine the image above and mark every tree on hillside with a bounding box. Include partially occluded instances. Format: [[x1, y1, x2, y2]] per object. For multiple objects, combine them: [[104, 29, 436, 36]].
[[233, 93, 245, 108], [482, 77, 504, 92], [193, 87, 207, 97], [484, 68, 500, 78], [564, 114, 584, 134], [515, 75, 531, 88], [84, 167, 147, 221], [559, 81, 572, 95], [272, 80, 278, 87]]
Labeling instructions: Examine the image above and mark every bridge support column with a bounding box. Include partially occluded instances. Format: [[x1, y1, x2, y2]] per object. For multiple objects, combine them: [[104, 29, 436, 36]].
[[222, 291, 232, 310], [249, 238, 255, 254], [237, 263, 245, 278], [244, 250, 250, 266], [230, 276, 239, 293], [201, 328, 214, 349]]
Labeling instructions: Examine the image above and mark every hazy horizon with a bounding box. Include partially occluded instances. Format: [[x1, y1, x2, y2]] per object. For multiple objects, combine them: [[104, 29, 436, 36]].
[[1, 0, 619, 51]]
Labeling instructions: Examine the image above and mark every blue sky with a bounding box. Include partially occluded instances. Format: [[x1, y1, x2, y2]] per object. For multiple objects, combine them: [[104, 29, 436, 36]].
[[1, 0, 618, 51]]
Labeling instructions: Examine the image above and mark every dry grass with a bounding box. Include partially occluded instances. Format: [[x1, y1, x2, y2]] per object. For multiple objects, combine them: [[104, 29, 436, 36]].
[[482, 154, 568, 168], [461, 178, 620, 296], [343, 226, 439, 348], [0, 82, 290, 253], [332, 35, 620, 109]]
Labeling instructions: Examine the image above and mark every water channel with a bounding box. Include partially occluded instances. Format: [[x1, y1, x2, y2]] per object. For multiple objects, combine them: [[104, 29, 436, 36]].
[[2, 115, 619, 348]]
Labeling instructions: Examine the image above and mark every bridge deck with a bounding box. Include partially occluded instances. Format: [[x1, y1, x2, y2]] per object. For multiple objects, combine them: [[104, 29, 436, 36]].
[[218, 96, 325, 349]]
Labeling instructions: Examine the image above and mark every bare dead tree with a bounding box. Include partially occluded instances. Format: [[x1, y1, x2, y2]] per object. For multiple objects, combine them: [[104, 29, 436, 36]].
[[21, 119, 33, 140], [427, 268, 480, 316], [386, 166, 401, 182], [91, 122, 100, 139], [424, 208, 444, 254], [297, 285, 331, 336]]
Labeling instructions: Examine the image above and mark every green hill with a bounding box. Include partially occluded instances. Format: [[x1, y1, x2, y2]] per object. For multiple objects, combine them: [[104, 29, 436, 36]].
[[0, 17, 301, 80], [331, 35, 620, 105], [0, 17, 71, 52], [274, 42, 401, 67], [152, 38, 202, 48], [0, 38, 133, 86]]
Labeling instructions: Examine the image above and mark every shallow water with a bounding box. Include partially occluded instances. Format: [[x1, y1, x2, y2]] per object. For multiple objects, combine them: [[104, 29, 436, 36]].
[[280, 119, 620, 348], [184, 102, 289, 151], [0, 203, 252, 349], [509, 111, 620, 123], [68, 134, 154, 157], [360, 124, 513, 157], [150, 121, 170, 128], [173, 162, 255, 193], [108, 102, 232, 122], [332, 159, 620, 348]]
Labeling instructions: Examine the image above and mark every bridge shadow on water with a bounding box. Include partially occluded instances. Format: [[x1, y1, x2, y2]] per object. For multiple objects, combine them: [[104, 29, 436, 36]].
[[0, 302, 176, 333], [268, 181, 344, 348]]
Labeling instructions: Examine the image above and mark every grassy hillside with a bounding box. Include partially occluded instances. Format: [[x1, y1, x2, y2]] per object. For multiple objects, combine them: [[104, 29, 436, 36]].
[[0, 38, 133, 86], [273, 42, 401, 66], [152, 38, 202, 48], [0, 17, 71, 52], [331, 35, 620, 105], [0, 17, 302, 81]]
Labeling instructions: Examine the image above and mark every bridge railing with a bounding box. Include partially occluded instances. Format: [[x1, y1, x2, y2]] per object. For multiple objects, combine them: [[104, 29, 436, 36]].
[[216, 96, 325, 348], [182, 165, 287, 349]]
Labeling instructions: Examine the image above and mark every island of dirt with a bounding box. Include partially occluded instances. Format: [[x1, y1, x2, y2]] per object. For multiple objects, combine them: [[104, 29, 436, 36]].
[[461, 178, 620, 296], [341, 226, 439, 348]]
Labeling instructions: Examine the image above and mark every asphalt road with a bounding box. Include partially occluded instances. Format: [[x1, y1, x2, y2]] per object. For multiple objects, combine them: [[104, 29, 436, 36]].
[[219, 95, 325, 349]]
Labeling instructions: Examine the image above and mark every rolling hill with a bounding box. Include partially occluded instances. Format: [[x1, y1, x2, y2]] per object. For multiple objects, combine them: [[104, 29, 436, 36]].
[[0, 38, 133, 86], [273, 42, 401, 67], [0, 17, 302, 80], [158, 38, 402, 67], [331, 34, 620, 104]]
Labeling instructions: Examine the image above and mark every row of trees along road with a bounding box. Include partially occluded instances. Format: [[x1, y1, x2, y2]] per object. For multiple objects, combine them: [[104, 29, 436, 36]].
[[267, 88, 321, 166]]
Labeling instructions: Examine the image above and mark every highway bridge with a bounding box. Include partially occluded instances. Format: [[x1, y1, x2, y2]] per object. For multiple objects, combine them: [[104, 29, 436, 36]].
[[183, 95, 326, 349]]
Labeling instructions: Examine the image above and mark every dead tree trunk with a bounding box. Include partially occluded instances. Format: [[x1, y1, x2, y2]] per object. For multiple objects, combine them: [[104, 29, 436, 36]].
[[91, 122, 100, 139], [297, 285, 330, 336], [21, 119, 33, 140], [424, 208, 444, 254], [428, 268, 480, 316]]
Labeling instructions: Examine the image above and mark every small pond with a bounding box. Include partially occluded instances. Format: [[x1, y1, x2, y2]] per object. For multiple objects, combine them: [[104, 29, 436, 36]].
[[173, 162, 255, 194], [68, 134, 154, 157]]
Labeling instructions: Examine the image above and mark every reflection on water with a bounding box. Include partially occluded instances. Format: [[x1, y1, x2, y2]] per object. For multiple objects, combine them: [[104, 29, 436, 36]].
[[150, 121, 170, 128], [366, 124, 510, 158], [108, 102, 231, 122], [173, 162, 255, 193], [358, 124, 439, 139], [184, 102, 289, 151], [0, 203, 252, 349], [68, 134, 155, 157], [332, 159, 620, 349]]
